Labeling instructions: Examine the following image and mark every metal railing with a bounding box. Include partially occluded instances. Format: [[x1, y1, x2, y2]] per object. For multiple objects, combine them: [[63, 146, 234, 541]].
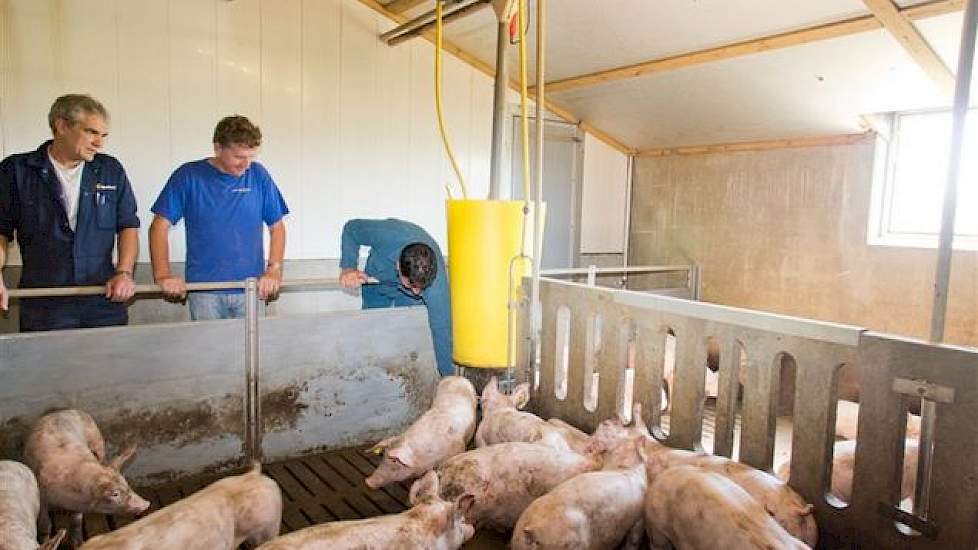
[[6, 277, 354, 298], [540, 264, 700, 299], [7, 276, 373, 463]]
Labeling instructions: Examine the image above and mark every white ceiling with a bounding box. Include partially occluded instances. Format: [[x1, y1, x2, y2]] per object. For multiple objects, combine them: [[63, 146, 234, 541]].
[[388, 1, 973, 151]]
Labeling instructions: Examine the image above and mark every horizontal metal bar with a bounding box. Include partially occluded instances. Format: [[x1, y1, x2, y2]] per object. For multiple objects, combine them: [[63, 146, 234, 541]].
[[540, 265, 692, 276], [381, 0, 488, 45], [7, 277, 377, 299], [601, 281, 865, 346]]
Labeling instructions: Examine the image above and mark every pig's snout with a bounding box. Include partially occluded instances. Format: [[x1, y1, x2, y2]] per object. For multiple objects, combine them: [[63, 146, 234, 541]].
[[364, 475, 381, 489], [128, 493, 151, 516]]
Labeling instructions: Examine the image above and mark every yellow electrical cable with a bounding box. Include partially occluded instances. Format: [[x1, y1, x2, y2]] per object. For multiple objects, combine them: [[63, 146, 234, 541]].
[[435, 0, 468, 198]]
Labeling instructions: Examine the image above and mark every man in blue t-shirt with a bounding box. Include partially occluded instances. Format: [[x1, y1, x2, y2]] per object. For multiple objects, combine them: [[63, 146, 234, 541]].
[[149, 115, 289, 320]]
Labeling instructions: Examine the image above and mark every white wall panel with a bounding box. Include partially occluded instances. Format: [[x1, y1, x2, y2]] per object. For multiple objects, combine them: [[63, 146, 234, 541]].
[[373, 4, 413, 221], [114, 0, 171, 260], [2, 2, 59, 160], [217, 0, 261, 118], [0, 0, 498, 264], [339, 1, 383, 220], [407, 39, 444, 241], [55, 2, 118, 109], [166, 0, 219, 262], [298, 0, 342, 260], [580, 133, 628, 253], [259, 0, 302, 255]]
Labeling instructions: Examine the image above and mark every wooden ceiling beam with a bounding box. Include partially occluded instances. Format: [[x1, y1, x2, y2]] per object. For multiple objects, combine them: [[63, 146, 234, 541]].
[[862, 0, 955, 96], [536, 0, 964, 95], [637, 132, 873, 157], [385, 0, 429, 14], [356, 0, 637, 155]]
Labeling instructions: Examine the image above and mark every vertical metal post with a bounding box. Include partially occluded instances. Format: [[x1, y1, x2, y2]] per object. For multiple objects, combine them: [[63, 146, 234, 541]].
[[621, 154, 634, 289], [587, 264, 597, 287], [488, 20, 509, 199], [530, 0, 546, 387], [917, 0, 977, 520], [245, 277, 262, 463], [930, 0, 976, 342]]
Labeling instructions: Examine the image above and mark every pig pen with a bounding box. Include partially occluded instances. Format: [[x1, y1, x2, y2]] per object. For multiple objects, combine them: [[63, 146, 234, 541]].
[[2, 275, 977, 549], [519, 278, 978, 549]]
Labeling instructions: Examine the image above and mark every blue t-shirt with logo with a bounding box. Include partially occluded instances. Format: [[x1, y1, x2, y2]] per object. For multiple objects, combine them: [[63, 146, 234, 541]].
[[151, 159, 289, 286]]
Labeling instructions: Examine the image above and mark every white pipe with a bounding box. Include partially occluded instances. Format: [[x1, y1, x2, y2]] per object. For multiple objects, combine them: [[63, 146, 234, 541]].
[[918, 0, 977, 521], [530, 0, 546, 377], [621, 154, 634, 287], [929, 0, 976, 343]]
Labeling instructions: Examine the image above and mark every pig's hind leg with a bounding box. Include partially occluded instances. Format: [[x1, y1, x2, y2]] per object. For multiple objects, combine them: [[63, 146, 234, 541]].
[[68, 511, 84, 549], [622, 518, 645, 550]]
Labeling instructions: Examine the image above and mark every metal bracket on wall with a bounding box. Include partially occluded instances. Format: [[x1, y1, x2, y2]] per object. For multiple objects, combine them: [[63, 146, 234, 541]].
[[877, 502, 939, 539], [892, 378, 955, 403], [887, 377, 954, 537]]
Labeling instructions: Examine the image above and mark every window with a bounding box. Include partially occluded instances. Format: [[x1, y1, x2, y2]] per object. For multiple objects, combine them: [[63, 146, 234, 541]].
[[868, 109, 977, 250]]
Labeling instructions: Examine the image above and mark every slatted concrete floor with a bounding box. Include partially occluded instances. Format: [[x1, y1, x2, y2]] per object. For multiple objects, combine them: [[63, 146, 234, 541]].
[[72, 447, 507, 549]]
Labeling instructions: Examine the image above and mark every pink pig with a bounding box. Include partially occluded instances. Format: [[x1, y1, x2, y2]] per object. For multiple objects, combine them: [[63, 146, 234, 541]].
[[645, 465, 810, 550], [23, 410, 149, 547], [0, 460, 66, 550], [436, 442, 600, 532], [642, 442, 817, 547], [778, 438, 918, 505], [511, 405, 650, 550], [476, 377, 590, 454], [80, 462, 281, 550], [365, 376, 477, 489], [257, 471, 473, 550]]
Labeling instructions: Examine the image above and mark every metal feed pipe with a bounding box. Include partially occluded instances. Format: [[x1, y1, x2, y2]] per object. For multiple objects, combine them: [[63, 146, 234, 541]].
[[918, 0, 977, 523]]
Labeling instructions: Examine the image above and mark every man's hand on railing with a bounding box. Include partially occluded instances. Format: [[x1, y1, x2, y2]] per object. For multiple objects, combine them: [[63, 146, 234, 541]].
[[105, 271, 136, 302], [156, 275, 188, 300], [259, 265, 282, 301], [339, 268, 368, 290]]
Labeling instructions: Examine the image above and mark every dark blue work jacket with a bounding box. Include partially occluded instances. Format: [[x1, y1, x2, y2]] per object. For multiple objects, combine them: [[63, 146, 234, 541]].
[[0, 140, 140, 288]]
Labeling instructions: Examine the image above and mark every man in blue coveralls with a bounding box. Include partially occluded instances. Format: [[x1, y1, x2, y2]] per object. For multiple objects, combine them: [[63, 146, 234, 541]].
[[339, 219, 454, 376], [0, 94, 139, 331], [149, 115, 289, 319]]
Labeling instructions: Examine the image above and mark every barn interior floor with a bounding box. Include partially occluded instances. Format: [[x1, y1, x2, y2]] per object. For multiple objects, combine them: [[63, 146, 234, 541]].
[[64, 408, 802, 549], [70, 446, 508, 549]]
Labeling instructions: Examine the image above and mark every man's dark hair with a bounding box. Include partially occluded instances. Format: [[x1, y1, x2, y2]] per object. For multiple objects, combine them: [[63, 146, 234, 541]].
[[399, 243, 437, 290], [213, 115, 262, 148]]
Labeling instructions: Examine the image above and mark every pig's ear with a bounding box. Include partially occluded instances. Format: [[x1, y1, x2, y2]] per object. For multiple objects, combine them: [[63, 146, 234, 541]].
[[388, 444, 416, 469], [511, 383, 531, 409], [631, 403, 650, 436], [482, 377, 499, 400], [409, 470, 440, 505], [370, 436, 399, 455], [455, 493, 476, 519], [109, 444, 137, 472], [40, 529, 67, 550], [636, 439, 648, 462]]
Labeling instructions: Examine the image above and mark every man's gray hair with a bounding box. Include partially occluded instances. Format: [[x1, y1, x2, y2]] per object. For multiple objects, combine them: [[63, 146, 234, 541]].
[[48, 94, 109, 133]]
